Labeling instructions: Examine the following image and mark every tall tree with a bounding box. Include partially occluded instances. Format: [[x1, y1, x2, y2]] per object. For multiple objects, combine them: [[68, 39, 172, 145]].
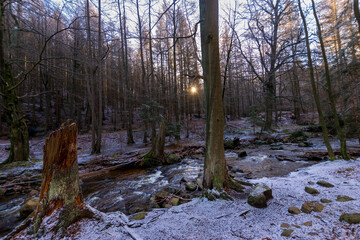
[[297, 0, 335, 160], [311, 0, 349, 160], [200, 0, 242, 193]]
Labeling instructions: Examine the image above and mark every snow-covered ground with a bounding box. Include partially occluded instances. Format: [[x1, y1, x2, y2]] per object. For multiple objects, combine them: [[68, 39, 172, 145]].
[[23, 159, 359, 240]]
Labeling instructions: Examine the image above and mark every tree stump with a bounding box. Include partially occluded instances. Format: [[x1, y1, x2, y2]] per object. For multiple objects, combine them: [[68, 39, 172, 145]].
[[30, 120, 93, 235]]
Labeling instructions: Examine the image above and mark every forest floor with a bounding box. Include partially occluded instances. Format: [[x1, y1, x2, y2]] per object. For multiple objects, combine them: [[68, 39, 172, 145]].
[[1, 112, 360, 239]]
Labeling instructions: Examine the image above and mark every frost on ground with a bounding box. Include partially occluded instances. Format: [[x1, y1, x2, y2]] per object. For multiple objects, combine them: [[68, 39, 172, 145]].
[[8, 160, 360, 239], [133, 160, 360, 240]]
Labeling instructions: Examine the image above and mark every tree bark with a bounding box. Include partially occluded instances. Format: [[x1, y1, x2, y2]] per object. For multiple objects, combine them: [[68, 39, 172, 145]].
[[354, 0, 360, 32], [298, 0, 335, 160], [30, 120, 93, 235]]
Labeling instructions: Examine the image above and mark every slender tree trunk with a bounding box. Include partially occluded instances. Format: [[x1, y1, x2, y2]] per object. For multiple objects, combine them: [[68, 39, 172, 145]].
[[200, 0, 242, 192], [298, 0, 335, 160], [354, 0, 360, 32], [0, 1, 29, 163], [173, 0, 180, 140], [311, 0, 349, 160]]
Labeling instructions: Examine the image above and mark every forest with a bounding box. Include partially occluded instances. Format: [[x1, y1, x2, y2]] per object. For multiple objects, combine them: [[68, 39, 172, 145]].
[[0, 0, 360, 239]]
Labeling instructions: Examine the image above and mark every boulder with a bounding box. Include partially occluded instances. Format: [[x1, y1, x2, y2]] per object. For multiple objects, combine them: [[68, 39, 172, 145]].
[[305, 187, 319, 195], [238, 151, 247, 158], [288, 206, 301, 214], [167, 154, 181, 164], [340, 213, 360, 224], [303, 221, 312, 226], [316, 180, 334, 188], [247, 183, 273, 208], [185, 182, 197, 191], [336, 195, 355, 202], [170, 197, 179, 206], [19, 197, 39, 218], [281, 229, 294, 237], [301, 201, 313, 214], [313, 202, 325, 212]]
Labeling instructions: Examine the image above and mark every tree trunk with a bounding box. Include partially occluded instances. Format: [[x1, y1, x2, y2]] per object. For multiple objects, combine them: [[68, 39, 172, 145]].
[[30, 120, 93, 235], [298, 0, 335, 160], [354, 0, 360, 32], [311, 0, 349, 160], [200, 0, 242, 192]]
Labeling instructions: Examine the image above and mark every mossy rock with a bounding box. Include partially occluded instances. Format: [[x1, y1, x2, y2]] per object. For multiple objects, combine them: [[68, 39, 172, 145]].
[[281, 223, 290, 228], [316, 180, 334, 188], [281, 229, 294, 237], [247, 183, 273, 208], [288, 206, 300, 214], [170, 197, 179, 206], [320, 198, 332, 203], [185, 182, 197, 191], [131, 212, 147, 220], [336, 195, 355, 202], [301, 201, 313, 214], [313, 202, 324, 212], [303, 221, 312, 226], [305, 187, 319, 195], [339, 213, 360, 224], [167, 154, 181, 164]]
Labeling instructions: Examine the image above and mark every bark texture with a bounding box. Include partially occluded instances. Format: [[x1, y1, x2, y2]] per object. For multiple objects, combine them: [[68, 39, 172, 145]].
[[30, 120, 93, 235]]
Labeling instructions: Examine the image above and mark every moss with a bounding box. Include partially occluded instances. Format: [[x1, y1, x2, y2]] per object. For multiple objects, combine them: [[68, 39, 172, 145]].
[[131, 212, 147, 220]]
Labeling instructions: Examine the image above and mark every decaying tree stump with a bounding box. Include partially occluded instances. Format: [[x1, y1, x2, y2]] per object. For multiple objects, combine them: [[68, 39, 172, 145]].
[[30, 120, 93, 235]]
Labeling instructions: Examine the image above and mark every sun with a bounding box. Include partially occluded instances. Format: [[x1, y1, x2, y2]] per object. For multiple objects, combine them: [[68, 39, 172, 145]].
[[191, 86, 197, 94]]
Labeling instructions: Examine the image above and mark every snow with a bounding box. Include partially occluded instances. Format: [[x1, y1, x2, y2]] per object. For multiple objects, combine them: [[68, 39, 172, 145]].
[[132, 159, 360, 240]]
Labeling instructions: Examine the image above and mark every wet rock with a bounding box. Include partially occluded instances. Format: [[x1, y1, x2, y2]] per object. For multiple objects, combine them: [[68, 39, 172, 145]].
[[247, 183, 273, 208], [316, 180, 334, 188], [254, 140, 266, 145], [301, 201, 313, 214], [155, 190, 169, 200], [238, 151, 247, 158], [281, 229, 294, 237], [275, 155, 296, 162], [270, 146, 283, 150], [303, 221, 312, 226], [313, 202, 325, 212], [336, 195, 355, 202], [170, 197, 179, 206], [230, 166, 243, 173], [167, 154, 181, 164], [185, 182, 197, 191], [305, 187, 319, 195], [308, 181, 314, 185], [320, 198, 332, 203], [339, 213, 360, 224], [288, 206, 301, 214], [281, 223, 290, 228], [308, 232, 319, 236], [131, 212, 147, 220], [19, 197, 39, 218], [298, 142, 313, 147]]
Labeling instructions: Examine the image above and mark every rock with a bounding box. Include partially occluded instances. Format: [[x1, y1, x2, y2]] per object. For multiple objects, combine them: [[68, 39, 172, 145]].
[[167, 154, 181, 164], [19, 197, 39, 218], [292, 224, 301, 229], [320, 198, 332, 203], [270, 146, 283, 150], [298, 142, 312, 147], [316, 180, 334, 188], [308, 232, 318, 236], [247, 183, 273, 208], [313, 202, 325, 212], [164, 204, 172, 208], [301, 201, 313, 214], [336, 195, 355, 202], [288, 207, 301, 214], [185, 182, 197, 191], [339, 213, 360, 224], [238, 151, 247, 158], [303, 221, 312, 226], [281, 223, 290, 228], [155, 190, 169, 200], [170, 197, 179, 206], [308, 181, 314, 185], [131, 212, 147, 220], [305, 187, 319, 195], [281, 229, 294, 237]]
